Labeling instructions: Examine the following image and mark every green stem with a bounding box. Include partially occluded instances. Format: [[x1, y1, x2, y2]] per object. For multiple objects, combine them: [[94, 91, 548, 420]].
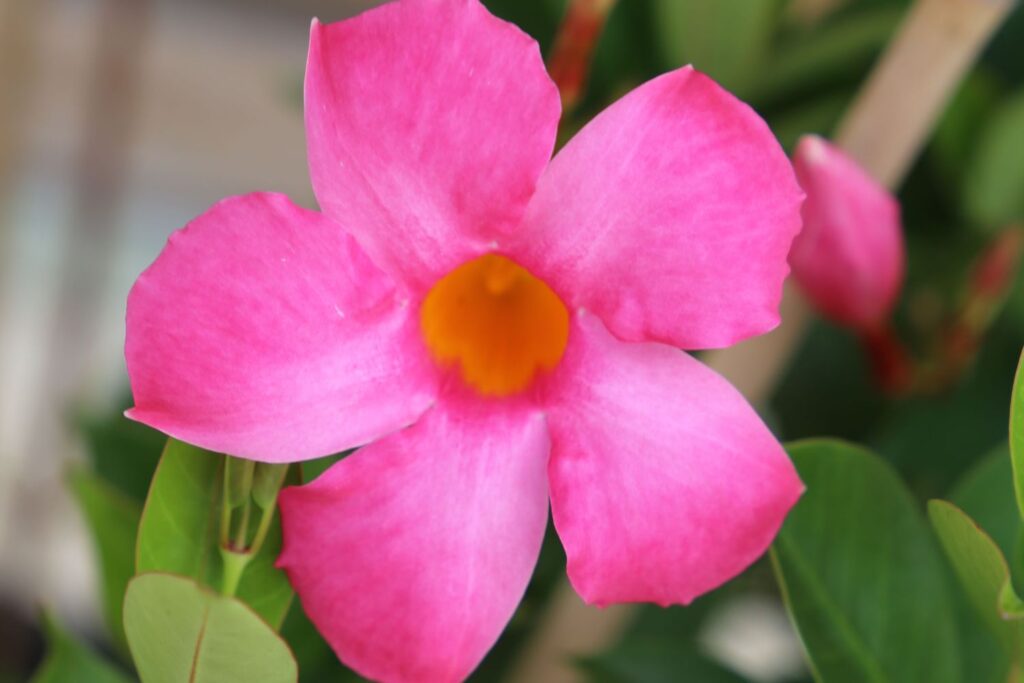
[[248, 494, 280, 558], [220, 548, 252, 597], [219, 463, 233, 547], [233, 498, 252, 550]]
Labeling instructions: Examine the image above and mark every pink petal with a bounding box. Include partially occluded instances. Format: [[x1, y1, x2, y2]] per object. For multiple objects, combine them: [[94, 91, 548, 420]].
[[305, 0, 560, 293], [510, 66, 803, 350], [126, 193, 437, 463], [543, 313, 803, 606], [789, 135, 904, 330], [278, 397, 550, 683]]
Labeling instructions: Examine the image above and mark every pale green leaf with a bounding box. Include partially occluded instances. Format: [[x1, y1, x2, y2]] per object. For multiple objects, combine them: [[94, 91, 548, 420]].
[[124, 573, 297, 683], [929, 500, 1024, 659], [1010, 350, 1024, 522]]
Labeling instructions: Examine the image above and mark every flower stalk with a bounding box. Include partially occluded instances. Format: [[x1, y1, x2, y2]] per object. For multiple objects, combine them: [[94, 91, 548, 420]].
[[218, 456, 290, 596]]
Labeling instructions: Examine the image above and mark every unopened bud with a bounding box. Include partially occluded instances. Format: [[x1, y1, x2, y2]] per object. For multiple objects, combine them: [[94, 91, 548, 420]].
[[788, 135, 905, 332]]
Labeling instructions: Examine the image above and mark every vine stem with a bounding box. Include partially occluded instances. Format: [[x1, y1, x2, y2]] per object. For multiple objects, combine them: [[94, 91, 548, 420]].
[[508, 0, 1016, 681]]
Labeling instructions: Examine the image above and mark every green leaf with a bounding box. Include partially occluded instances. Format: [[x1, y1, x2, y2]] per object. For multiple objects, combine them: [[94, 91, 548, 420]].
[[929, 500, 1024, 658], [650, 0, 783, 96], [136, 440, 293, 629], [1011, 350, 1024, 521], [965, 91, 1024, 228], [124, 573, 297, 683], [78, 407, 165, 503], [31, 612, 133, 683], [67, 468, 141, 653], [771, 439, 960, 683], [299, 451, 349, 483]]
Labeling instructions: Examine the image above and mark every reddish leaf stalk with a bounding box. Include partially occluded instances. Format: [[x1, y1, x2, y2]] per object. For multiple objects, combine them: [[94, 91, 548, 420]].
[[547, 0, 617, 114], [869, 225, 1024, 396], [934, 225, 1024, 388], [860, 323, 915, 396]]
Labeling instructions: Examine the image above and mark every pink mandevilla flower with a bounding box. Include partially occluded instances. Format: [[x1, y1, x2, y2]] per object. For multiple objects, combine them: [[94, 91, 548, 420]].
[[789, 134, 905, 331], [125, 1, 805, 681]]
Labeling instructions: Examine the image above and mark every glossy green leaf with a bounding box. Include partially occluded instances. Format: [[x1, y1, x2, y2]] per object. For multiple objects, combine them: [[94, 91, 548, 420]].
[[929, 500, 1024, 658], [1011, 350, 1024, 521], [650, 0, 783, 96], [31, 613, 133, 683], [124, 573, 297, 683], [136, 439, 293, 629], [965, 91, 1024, 228], [67, 468, 141, 653], [771, 439, 960, 682]]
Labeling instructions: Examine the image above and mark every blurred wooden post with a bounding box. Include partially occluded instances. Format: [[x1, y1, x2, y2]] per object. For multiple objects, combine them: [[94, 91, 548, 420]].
[[835, 0, 1016, 189], [0, 0, 42, 255], [507, 0, 1017, 681]]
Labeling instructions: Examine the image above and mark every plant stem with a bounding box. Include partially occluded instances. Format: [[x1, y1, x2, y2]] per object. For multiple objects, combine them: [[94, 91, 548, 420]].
[[220, 547, 251, 598], [219, 462, 233, 547], [233, 498, 252, 550], [248, 496, 280, 559]]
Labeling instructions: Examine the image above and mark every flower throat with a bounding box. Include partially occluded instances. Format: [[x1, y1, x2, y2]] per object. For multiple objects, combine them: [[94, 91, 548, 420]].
[[420, 254, 569, 396]]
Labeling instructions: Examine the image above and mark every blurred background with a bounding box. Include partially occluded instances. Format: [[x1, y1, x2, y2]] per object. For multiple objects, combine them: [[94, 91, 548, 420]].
[[1, 0, 1023, 681]]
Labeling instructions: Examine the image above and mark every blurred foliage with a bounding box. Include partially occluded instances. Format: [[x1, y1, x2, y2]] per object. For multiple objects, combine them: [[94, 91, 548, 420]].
[[29, 614, 131, 683], [67, 469, 141, 655], [43, 0, 1024, 681]]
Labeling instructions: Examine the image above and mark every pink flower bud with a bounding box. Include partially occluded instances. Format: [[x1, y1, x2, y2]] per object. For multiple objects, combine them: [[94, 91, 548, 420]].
[[789, 134, 905, 331]]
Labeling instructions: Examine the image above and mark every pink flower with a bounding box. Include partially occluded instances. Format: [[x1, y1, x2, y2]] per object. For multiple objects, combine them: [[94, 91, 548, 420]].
[[125, 1, 804, 681], [789, 134, 905, 331]]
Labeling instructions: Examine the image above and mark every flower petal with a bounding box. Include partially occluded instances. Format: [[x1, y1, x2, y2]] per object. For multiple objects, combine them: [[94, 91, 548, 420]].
[[278, 398, 550, 683], [512, 67, 803, 350], [789, 135, 904, 330], [126, 193, 437, 463], [305, 0, 561, 292], [544, 313, 803, 606]]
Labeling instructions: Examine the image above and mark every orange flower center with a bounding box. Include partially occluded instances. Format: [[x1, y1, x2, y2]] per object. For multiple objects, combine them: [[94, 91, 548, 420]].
[[420, 254, 569, 397]]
